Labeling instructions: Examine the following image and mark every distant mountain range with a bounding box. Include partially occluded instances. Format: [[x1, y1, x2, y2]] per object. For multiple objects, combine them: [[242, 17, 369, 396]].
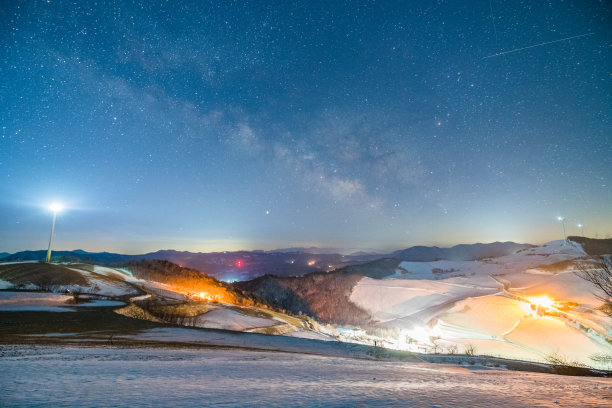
[[0, 249, 382, 282], [0, 241, 535, 281], [266, 247, 383, 255]]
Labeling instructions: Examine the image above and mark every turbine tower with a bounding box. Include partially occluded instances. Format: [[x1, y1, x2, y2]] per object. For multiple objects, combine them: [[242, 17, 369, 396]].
[[557, 216, 567, 246], [46, 203, 63, 263]]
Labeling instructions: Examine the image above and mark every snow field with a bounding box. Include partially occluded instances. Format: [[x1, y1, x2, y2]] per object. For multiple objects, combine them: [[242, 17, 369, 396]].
[[1, 345, 610, 407], [0, 291, 124, 311], [194, 308, 279, 331], [348, 240, 612, 369]]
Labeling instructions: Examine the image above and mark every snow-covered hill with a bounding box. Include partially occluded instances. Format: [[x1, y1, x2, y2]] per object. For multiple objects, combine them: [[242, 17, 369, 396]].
[[0, 261, 332, 341], [2, 239, 610, 369], [349, 240, 612, 368], [0, 262, 142, 296]]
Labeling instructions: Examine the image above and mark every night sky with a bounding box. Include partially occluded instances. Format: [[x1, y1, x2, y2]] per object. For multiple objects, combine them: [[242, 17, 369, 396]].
[[1, 1, 610, 254]]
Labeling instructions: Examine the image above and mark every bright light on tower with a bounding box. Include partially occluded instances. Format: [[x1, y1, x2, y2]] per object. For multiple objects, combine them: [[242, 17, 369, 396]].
[[49, 203, 63, 213], [46, 203, 64, 263], [577, 223, 584, 237]]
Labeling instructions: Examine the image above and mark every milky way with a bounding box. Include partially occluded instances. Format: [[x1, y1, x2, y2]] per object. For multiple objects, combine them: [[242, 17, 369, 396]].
[[1, 1, 610, 253]]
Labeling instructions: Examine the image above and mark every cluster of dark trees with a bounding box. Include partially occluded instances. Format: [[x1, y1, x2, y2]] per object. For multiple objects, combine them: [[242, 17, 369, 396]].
[[235, 270, 370, 325]]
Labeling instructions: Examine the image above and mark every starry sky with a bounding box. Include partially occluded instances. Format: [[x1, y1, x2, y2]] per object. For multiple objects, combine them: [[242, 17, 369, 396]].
[[1, 0, 610, 254]]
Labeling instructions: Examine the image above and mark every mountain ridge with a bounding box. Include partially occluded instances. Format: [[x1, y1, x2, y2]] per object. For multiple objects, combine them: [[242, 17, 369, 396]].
[[1, 241, 533, 281]]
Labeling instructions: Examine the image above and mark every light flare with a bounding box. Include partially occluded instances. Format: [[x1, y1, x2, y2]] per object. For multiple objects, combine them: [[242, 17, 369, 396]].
[[49, 202, 63, 213], [521, 295, 559, 317], [199, 292, 213, 301], [527, 296, 554, 309]]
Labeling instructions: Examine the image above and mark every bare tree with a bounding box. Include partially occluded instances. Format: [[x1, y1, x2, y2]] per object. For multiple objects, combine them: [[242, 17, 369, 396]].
[[576, 256, 612, 316], [464, 343, 476, 356]]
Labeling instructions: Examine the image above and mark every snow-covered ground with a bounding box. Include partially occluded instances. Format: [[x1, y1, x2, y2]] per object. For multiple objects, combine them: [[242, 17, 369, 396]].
[[119, 327, 347, 355], [2, 240, 610, 371], [141, 280, 188, 300], [1, 345, 610, 407], [0, 279, 14, 290], [351, 275, 501, 325], [0, 263, 142, 297], [349, 240, 612, 369], [67, 266, 142, 296], [387, 239, 587, 280], [0, 291, 124, 311], [194, 307, 280, 331], [0, 291, 73, 312]]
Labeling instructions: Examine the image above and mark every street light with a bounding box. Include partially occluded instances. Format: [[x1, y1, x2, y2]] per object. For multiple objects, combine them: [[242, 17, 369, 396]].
[[557, 216, 567, 245], [577, 223, 584, 237], [46, 203, 63, 263]]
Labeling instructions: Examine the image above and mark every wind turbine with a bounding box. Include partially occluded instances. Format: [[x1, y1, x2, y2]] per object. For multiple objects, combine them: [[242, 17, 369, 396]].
[[557, 216, 567, 245]]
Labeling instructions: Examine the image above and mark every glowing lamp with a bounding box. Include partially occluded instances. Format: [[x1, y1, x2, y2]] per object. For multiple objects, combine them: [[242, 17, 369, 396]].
[[528, 296, 554, 309], [49, 203, 63, 213]]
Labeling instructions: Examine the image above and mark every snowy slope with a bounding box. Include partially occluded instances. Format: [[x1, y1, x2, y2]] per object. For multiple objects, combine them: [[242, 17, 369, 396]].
[[0, 292, 73, 312], [1, 262, 330, 341], [351, 275, 501, 325], [194, 308, 281, 331], [386, 240, 587, 280], [349, 240, 612, 369], [0, 262, 143, 297], [67, 266, 142, 296], [0, 291, 124, 311]]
